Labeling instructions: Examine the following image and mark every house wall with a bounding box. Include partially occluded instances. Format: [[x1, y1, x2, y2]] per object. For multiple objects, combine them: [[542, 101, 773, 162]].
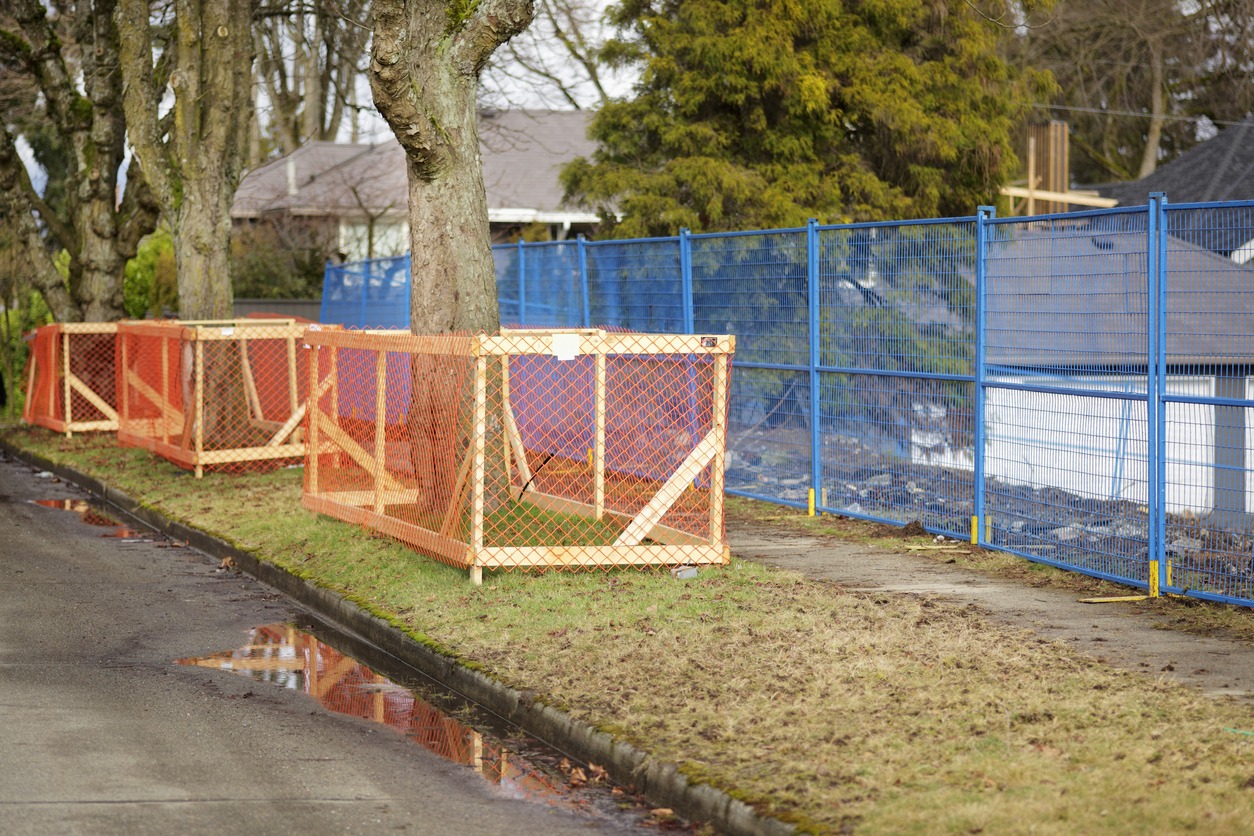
[[973, 375, 1250, 517]]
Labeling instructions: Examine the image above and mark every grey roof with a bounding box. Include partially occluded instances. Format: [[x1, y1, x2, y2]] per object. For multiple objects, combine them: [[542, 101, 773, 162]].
[[985, 219, 1254, 368], [1097, 117, 1254, 207], [232, 109, 598, 220]]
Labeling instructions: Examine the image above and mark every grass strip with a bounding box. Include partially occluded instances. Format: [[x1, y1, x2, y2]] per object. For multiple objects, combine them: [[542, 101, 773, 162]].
[[6, 426, 1254, 834]]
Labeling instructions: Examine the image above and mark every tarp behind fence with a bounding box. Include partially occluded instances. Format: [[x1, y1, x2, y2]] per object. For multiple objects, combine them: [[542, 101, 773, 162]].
[[318, 196, 1254, 607]]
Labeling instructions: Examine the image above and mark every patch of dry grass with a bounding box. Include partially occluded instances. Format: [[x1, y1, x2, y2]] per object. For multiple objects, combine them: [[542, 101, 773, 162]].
[[7, 427, 1254, 834]]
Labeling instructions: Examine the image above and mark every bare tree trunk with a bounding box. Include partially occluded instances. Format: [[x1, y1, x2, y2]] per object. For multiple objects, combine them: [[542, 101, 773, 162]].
[[0, 133, 76, 321], [370, 0, 534, 334], [173, 183, 236, 319], [118, 0, 254, 320], [2, 0, 160, 323], [1138, 42, 1165, 179]]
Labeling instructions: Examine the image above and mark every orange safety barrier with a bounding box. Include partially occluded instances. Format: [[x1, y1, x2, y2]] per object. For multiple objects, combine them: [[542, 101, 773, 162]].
[[116, 319, 330, 476], [302, 327, 735, 584], [22, 322, 120, 436]]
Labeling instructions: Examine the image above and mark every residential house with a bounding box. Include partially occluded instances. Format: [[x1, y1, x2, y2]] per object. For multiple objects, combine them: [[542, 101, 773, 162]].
[[231, 109, 601, 262]]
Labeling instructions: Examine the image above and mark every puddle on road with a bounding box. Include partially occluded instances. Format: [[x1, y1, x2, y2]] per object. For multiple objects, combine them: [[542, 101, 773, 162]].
[[32, 499, 145, 539], [178, 624, 667, 829]]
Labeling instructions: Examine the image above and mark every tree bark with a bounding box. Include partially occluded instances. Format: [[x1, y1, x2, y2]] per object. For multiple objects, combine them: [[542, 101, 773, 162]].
[[1, 0, 160, 322], [172, 181, 236, 319], [0, 132, 76, 321], [369, 0, 535, 334], [117, 0, 255, 320]]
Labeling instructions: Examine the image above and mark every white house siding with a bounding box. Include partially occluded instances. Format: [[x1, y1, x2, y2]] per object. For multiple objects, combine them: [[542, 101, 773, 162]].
[[965, 375, 1246, 516]]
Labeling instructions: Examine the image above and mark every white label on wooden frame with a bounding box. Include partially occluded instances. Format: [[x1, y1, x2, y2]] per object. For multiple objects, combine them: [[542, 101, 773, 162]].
[[551, 333, 580, 361]]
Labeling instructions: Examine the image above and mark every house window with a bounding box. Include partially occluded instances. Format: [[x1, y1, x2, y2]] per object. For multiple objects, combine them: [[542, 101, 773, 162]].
[[339, 220, 409, 262]]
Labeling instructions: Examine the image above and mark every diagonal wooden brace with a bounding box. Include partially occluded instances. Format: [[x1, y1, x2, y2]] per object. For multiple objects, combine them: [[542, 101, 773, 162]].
[[313, 404, 407, 493], [614, 430, 719, 547], [67, 373, 119, 421]]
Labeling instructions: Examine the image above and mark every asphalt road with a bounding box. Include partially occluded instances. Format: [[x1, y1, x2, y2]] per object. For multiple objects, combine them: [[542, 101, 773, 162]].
[[0, 452, 633, 835]]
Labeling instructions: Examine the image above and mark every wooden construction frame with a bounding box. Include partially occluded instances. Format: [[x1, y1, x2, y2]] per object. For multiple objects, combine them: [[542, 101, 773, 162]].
[[301, 328, 736, 584], [116, 319, 317, 477], [23, 322, 120, 437]]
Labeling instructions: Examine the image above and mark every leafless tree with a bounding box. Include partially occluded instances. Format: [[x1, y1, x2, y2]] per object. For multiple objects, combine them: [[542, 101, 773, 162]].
[[0, 0, 160, 322], [480, 0, 616, 110], [253, 0, 373, 158], [1011, 0, 1254, 183], [118, 0, 255, 319], [369, 0, 535, 334]]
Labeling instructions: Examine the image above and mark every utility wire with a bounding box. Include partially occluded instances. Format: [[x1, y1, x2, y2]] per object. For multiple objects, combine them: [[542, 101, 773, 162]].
[[1034, 102, 1249, 127]]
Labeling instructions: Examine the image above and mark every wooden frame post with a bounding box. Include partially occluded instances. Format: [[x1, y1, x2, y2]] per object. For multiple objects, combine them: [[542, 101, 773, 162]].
[[61, 329, 72, 437], [23, 347, 38, 425], [194, 338, 205, 479], [308, 342, 320, 495], [710, 354, 729, 543], [237, 337, 264, 422], [471, 351, 488, 586], [119, 330, 130, 427], [594, 350, 607, 519], [286, 335, 299, 415], [161, 333, 170, 445], [372, 349, 388, 514], [500, 355, 532, 496], [329, 346, 340, 468]]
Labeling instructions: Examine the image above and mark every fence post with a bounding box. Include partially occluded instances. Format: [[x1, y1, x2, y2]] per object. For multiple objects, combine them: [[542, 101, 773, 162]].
[[679, 228, 694, 333], [578, 234, 591, 327], [807, 218, 821, 516], [404, 253, 412, 329], [1146, 193, 1167, 596], [973, 207, 994, 544], [517, 239, 527, 326], [320, 260, 332, 324], [360, 258, 370, 329]]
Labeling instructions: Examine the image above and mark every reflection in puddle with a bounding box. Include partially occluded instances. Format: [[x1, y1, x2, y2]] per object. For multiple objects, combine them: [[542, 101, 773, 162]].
[[178, 625, 593, 814], [33, 499, 144, 538]]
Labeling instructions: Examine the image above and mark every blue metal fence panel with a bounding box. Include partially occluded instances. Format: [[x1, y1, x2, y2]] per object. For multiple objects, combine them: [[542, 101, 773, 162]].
[[518, 241, 585, 327], [495, 245, 521, 326], [815, 219, 978, 537], [690, 229, 811, 505], [584, 238, 685, 333], [321, 255, 411, 329], [982, 207, 1153, 587], [1161, 201, 1254, 604]]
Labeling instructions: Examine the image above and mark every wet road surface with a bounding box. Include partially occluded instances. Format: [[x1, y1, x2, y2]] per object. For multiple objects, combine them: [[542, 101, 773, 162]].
[[0, 453, 649, 835]]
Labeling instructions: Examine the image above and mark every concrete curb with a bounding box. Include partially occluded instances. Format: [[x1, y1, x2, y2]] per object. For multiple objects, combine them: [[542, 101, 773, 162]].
[[2, 440, 795, 836]]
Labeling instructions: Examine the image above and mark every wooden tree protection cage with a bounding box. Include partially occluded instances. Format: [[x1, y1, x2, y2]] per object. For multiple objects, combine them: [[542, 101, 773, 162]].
[[22, 322, 120, 436], [301, 328, 735, 584], [117, 319, 327, 477]]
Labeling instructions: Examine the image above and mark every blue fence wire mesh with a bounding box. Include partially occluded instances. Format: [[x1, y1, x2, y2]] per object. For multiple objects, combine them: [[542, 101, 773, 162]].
[[816, 219, 977, 537], [983, 208, 1154, 588], [321, 254, 411, 329], [1162, 202, 1254, 602], [316, 197, 1254, 607]]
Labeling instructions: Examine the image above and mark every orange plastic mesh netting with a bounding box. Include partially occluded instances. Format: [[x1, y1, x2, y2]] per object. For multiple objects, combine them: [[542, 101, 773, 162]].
[[116, 319, 330, 475], [22, 322, 119, 436], [302, 328, 735, 583]]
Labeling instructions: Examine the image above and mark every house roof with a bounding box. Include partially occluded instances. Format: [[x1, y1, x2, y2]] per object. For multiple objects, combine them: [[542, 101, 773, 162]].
[[1097, 117, 1254, 206], [232, 109, 600, 224], [985, 218, 1254, 368]]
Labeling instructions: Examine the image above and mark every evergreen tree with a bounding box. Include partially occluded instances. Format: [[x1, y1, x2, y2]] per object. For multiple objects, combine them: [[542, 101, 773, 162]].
[[563, 0, 1046, 236]]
